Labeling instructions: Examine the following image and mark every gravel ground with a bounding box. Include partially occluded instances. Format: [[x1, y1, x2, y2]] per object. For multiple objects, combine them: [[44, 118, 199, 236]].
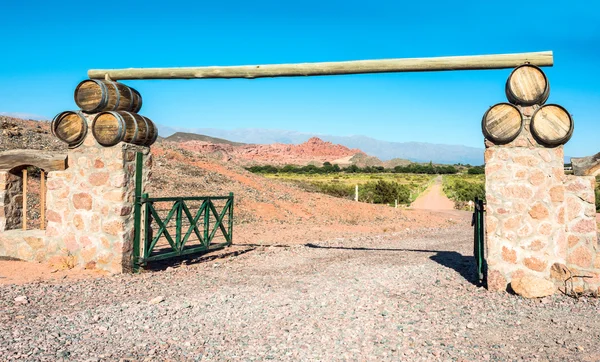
[[2, 226, 600, 361]]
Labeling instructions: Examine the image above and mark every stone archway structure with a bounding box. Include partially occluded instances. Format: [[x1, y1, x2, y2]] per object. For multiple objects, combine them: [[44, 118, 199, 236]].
[[0, 124, 152, 273], [0, 51, 596, 289]]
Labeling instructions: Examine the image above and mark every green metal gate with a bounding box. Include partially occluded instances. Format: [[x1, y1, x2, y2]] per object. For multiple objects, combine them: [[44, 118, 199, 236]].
[[133, 153, 233, 269], [472, 197, 486, 285]]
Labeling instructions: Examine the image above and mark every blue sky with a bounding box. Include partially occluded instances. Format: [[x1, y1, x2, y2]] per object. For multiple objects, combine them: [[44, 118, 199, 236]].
[[0, 0, 598, 156]]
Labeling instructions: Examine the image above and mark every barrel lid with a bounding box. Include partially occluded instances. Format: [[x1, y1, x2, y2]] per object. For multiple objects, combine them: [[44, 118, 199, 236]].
[[51, 111, 88, 148], [530, 104, 573, 147], [481, 103, 523, 144], [74, 79, 109, 113], [505, 64, 550, 106]]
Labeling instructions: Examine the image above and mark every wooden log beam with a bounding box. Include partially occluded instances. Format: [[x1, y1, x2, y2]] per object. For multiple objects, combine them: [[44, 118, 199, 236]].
[[572, 153, 600, 176], [88, 51, 553, 80], [0, 150, 67, 172]]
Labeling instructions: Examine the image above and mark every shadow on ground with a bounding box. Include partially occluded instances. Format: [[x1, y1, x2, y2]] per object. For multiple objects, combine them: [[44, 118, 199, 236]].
[[142, 246, 256, 272], [304, 243, 479, 286]]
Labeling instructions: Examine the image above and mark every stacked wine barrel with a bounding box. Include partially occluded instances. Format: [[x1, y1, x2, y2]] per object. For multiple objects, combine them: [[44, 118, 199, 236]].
[[51, 79, 158, 148], [482, 64, 573, 147]]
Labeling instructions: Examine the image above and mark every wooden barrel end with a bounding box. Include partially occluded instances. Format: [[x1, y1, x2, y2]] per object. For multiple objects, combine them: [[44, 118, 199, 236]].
[[530, 104, 573, 147], [505, 64, 550, 106], [51, 111, 88, 148], [482, 103, 524, 145]]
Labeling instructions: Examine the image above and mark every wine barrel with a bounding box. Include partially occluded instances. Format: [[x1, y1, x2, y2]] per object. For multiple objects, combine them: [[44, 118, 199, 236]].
[[141, 115, 159, 146], [482, 103, 523, 144], [92, 111, 157, 147], [74, 79, 142, 113], [530, 104, 573, 146], [51, 111, 88, 148], [505, 64, 550, 106]]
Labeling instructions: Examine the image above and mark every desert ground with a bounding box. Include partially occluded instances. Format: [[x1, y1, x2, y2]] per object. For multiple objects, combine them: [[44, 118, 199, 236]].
[[3, 218, 600, 361], [1, 116, 600, 360]]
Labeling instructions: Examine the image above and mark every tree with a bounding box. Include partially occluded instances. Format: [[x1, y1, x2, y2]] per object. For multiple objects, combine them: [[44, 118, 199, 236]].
[[345, 164, 360, 173], [468, 166, 485, 175]]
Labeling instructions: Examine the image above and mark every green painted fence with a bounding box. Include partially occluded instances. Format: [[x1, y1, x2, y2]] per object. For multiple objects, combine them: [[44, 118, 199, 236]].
[[133, 153, 233, 269], [472, 197, 486, 285]]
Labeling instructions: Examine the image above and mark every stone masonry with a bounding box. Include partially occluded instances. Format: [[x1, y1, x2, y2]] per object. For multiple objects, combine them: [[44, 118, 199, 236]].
[[0, 169, 23, 231], [485, 105, 600, 293], [563, 175, 599, 292], [0, 113, 152, 273]]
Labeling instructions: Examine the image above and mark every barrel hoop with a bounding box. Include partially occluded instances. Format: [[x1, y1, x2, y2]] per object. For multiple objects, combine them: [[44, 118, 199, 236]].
[[92, 80, 109, 113], [69, 112, 88, 149], [92, 111, 126, 147], [149, 122, 159, 146], [132, 88, 142, 113], [143, 116, 158, 146], [50, 112, 59, 138], [122, 111, 139, 142], [111, 81, 121, 111], [139, 115, 150, 145], [125, 86, 135, 112], [530, 104, 573, 147], [505, 64, 549, 106]]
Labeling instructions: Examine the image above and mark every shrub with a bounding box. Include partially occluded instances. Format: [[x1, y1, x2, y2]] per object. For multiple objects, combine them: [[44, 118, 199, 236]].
[[443, 177, 485, 202], [467, 166, 485, 175], [360, 180, 410, 205], [310, 182, 354, 199]]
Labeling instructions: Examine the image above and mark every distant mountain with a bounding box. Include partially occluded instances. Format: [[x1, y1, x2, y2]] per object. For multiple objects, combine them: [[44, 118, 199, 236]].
[[157, 125, 484, 165], [165, 132, 246, 146]]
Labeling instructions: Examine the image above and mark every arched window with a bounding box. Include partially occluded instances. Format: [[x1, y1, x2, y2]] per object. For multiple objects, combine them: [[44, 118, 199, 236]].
[[0, 150, 66, 232]]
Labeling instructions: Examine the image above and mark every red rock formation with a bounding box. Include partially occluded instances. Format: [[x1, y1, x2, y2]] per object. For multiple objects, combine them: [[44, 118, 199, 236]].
[[177, 137, 364, 166]]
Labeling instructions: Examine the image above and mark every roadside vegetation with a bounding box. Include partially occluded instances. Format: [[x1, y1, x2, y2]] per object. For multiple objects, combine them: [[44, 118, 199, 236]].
[[247, 162, 487, 207], [259, 171, 435, 206], [442, 174, 485, 210], [246, 162, 461, 175]]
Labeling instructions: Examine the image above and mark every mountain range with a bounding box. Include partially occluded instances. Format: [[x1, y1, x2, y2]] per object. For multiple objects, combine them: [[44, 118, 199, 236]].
[[158, 125, 485, 165]]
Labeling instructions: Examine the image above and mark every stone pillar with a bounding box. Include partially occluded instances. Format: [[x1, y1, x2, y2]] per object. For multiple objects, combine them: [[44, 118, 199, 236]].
[[44, 114, 152, 273], [485, 106, 600, 293], [0, 170, 23, 231]]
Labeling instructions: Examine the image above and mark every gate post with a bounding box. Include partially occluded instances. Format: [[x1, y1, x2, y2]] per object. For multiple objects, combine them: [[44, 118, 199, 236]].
[[44, 114, 152, 273], [132, 152, 144, 271]]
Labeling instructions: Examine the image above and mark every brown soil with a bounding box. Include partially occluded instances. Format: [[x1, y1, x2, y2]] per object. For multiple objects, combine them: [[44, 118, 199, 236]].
[[410, 176, 455, 210], [0, 209, 470, 285], [3, 227, 600, 360], [0, 259, 107, 285]]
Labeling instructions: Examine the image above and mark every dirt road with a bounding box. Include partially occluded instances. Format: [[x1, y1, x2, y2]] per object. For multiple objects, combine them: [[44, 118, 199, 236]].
[[410, 176, 455, 210], [3, 225, 600, 361]]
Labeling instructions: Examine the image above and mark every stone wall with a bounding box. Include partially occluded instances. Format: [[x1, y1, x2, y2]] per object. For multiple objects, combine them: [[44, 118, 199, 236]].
[[44, 114, 152, 273], [0, 113, 152, 274], [0, 229, 45, 262], [0, 170, 23, 231], [485, 105, 600, 293], [563, 176, 600, 292]]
